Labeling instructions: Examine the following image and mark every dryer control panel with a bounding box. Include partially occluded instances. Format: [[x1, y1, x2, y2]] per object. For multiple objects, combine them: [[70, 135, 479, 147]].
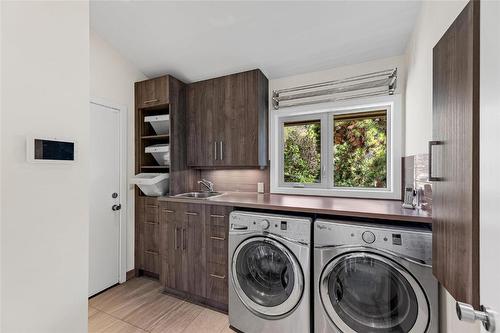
[[230, 211, 311, 244], [315, 219, 432, 264]]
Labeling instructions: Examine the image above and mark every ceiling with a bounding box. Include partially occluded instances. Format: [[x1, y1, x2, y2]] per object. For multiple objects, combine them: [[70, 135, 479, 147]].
[[90, 1, 421, 83]]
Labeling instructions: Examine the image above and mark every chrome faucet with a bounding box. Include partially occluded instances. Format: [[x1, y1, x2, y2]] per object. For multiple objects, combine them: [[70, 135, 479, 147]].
[[198, 179, 215, 193]]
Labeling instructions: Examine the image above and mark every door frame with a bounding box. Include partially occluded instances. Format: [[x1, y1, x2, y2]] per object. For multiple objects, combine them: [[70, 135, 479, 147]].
[[90, 97, 128, 284]]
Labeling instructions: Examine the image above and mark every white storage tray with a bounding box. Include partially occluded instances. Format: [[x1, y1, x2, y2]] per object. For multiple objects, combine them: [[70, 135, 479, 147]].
[[144, 115, 169, 135], [130, 173, 169, 196], [145, 144, 170, 166]]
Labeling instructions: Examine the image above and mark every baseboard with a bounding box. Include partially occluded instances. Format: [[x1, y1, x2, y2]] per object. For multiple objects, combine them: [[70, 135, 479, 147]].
[[126, 269, 136, 281]]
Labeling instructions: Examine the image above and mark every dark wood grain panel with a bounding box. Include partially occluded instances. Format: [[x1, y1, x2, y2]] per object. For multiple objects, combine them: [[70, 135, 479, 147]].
[[169, 76, 200, 195], [145, 204, 159, 224], [206, 205, 232, 309], [134, 196, 145, 275], [136, 76, 169, 107], [186, 204, 206, 298], [186, 69, 268, 168], [135, 75, 199, 280], [432, 0, 480, 308]]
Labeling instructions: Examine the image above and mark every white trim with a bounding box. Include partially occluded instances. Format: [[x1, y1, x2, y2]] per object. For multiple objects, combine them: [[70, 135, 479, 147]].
[[270, 94, 403, 199], [90, 98, 128, 284]]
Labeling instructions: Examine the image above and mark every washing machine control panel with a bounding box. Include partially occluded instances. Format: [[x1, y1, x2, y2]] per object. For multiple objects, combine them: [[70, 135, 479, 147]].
[[230, 211, 311, 244], [315, 219, 432, 263]]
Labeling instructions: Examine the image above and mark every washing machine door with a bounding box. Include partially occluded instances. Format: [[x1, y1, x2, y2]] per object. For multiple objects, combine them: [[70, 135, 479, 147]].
[[320, 252, 429, 333], [232, 236, 304, 317]]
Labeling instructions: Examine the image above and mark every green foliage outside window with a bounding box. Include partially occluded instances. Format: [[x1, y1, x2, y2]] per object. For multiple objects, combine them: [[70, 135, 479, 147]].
[[334, 113, 387, 188], [283, 122, 321, 183]]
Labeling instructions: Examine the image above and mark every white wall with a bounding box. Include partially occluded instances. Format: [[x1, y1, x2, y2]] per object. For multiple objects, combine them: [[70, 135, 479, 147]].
[[270, 55, 406, 96], [90, 30, 147, 273], [1, 2, 89, 333], [404, 0, 469, 156], [405, 1, 479, 332]]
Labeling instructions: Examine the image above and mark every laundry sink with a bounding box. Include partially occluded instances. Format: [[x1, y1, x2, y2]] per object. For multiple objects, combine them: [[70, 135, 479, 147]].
[[174, 191, 224, 199]]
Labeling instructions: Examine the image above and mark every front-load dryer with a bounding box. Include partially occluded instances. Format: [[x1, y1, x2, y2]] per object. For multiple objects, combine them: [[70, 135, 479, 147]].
[[314, 219, 438, 333], [229, 211, 311, 333]]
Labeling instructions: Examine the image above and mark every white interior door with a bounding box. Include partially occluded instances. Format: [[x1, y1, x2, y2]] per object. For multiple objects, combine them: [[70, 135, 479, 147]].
[[480, 1, 500, 331], [89, 102, 121, 297]]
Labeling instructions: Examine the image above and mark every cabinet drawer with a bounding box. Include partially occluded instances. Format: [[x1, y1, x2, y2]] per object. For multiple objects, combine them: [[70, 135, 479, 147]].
[[143, 222, 159, 253], [143, 250, 159, 274], [145, 205, 159, 224], [136, 77, 169, 108], [207, 262, 228, 306], [207, 236, 227, 265]]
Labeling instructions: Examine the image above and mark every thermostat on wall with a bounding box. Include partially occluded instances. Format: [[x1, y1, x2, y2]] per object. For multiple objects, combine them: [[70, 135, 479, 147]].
[[27, 136, 76, 163]]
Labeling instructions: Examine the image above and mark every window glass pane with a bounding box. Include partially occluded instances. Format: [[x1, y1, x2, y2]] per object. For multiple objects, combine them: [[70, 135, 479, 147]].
[[283, 120, 321, 183], [334, 111, 387, 188]]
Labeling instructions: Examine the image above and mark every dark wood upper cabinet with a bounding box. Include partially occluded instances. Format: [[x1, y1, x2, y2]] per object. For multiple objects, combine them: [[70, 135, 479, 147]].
[[136, 76, 169, 108], [432, 0, 480, 309], [187, 69, 269, 168]]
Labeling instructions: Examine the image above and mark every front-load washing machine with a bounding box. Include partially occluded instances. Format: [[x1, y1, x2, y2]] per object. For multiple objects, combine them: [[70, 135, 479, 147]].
[[229, 211, 311, 333], [314, 219, 438, 333]]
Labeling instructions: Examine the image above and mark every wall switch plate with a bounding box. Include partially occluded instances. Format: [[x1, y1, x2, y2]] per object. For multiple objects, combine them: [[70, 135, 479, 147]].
[[257, 182, 264, 193]]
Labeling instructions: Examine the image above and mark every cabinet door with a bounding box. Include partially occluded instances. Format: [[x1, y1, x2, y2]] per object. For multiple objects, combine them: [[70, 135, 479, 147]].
[[185, 204, 206, 298], [205, 205, 232, 309], [159, 205, 174, 288], [136, 76, 169, 108], [219, 70, 268, 167], [187, 80, 217, 167], [160, 202, 188, 292], [432, 1, 480, 309]]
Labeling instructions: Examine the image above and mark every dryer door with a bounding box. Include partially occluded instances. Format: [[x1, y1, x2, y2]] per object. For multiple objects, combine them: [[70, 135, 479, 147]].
[[320, 252, 429, 333], [232, 237, 304, 317]]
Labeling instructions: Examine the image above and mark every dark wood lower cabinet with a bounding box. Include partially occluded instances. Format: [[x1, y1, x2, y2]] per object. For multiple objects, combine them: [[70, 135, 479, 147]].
[[205, 205, 232, 310], [135, 197, 160, 277], [159, 202, 232, 311]]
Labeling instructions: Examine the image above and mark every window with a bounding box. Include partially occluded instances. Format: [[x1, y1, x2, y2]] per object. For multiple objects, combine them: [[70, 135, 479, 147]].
[[333, 111, 387, 188], [283, 120, 321, 184], [272, 97, 401, 199]]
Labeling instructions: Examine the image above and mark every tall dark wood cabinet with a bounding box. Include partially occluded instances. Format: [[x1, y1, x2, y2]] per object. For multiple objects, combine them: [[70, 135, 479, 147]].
[[187, 69, 269, 168], [432, 0, 480, 309], [134, 75, 199, 277]]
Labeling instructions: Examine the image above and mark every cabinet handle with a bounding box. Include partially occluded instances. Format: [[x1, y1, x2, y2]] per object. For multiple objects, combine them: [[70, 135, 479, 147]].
[[144, 250, 158, 255], [144, 221, 158, 225], [144, 99, 159, 104], [210, 214, 225, 218], [214, 142, 218, 160], [185, 212, 198, 216], [174, 227, 179, 250], [210, 273, 226, 280], [220, 141, 223, 160], [428, 140, 444, 181], [182, 228, 187, 251], [210, 236, 226, 241], [163, 209, 174, 213]]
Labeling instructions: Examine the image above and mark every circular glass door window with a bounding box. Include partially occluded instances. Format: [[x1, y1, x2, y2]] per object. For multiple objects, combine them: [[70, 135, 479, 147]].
[[233, 237, 303, 316], [320, 252, 429, 332]]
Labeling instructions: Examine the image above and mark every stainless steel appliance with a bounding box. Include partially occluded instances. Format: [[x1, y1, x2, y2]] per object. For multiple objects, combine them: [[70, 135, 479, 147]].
[[314, 219, 438, 333], [229, 211, 311, 333]]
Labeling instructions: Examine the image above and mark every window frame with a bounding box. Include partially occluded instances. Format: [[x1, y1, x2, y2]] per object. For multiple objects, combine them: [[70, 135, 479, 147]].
[[270, 95, 402, 200]]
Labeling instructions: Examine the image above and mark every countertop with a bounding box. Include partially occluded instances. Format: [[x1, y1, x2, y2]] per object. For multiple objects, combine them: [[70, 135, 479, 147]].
[[158, 192, 432, 224]]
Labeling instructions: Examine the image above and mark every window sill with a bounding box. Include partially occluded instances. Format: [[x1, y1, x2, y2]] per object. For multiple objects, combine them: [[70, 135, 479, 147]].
[[271, 186, 401, 200]]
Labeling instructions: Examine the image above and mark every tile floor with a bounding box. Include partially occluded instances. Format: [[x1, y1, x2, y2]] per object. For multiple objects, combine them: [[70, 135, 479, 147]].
[[88, 277, 232, 333]]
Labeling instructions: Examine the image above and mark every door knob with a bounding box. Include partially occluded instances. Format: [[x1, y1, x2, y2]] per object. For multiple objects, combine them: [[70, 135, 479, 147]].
[[112, 204, 122, 211], [456, 302, 496, 331]]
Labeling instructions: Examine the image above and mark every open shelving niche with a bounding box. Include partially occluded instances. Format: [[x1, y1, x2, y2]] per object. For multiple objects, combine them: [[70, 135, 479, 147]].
[[137, 105, 170, 197]]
